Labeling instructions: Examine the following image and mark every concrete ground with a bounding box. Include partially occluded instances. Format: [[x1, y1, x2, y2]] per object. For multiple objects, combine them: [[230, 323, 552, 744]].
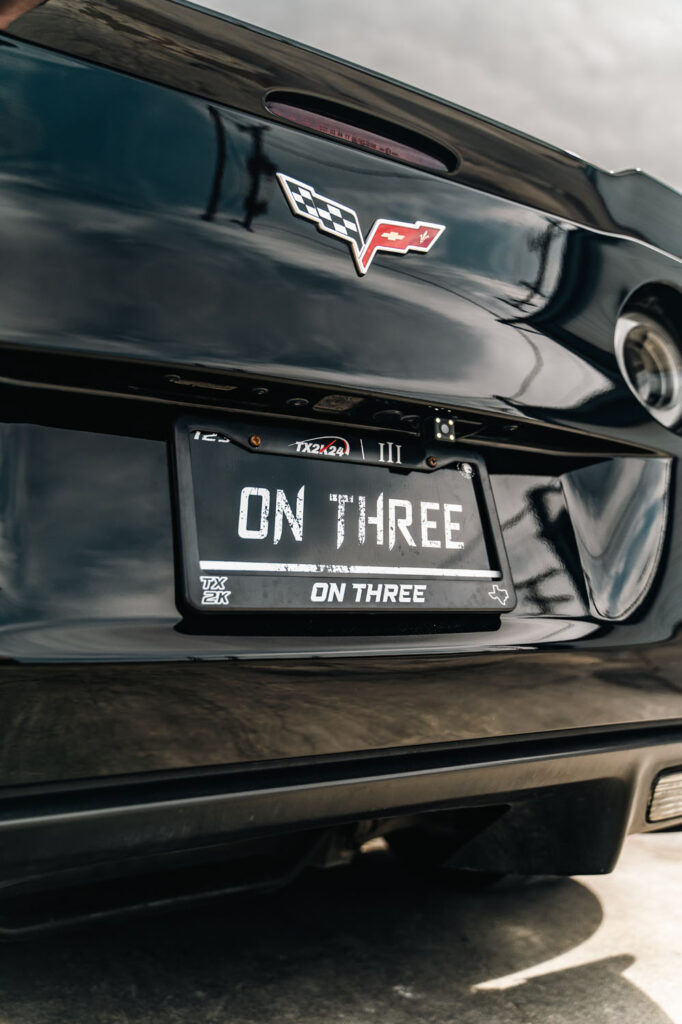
[[0, 833, 679, 1023]]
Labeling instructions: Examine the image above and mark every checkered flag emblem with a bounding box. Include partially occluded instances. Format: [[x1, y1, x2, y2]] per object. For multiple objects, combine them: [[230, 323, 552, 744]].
[[277, 173, 445, 276]]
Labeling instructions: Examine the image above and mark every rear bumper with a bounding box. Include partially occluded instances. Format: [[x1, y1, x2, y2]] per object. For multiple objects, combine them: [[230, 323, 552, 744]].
[[2, 637, 682, 786], [2, 722, 682, 892]]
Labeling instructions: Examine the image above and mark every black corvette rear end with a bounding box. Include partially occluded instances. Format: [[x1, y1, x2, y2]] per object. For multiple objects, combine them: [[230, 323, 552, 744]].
[[1, 0, 681, 931]]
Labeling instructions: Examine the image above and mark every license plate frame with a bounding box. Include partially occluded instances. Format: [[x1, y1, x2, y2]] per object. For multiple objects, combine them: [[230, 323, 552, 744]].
[[172, 416, 516, 614]]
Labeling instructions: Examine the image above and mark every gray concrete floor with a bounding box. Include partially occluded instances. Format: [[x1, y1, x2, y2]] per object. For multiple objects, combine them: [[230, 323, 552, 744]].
[[0, 833, 680, 1023]]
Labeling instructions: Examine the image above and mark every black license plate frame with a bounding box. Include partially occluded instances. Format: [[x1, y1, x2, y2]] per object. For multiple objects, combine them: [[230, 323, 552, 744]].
[[172, 416, 516, 614]]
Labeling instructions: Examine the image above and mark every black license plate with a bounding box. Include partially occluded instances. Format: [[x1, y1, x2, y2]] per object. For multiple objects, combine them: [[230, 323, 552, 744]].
[[173, 418, 515, 613]]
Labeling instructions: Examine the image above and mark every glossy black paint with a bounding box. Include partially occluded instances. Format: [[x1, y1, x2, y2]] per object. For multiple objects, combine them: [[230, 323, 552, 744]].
[[0, 406, 680, 786], [6, 0, 682, 256], [562, 458, 671, 620], [0, 40, 680, 442], [0, 9, 681, 836]]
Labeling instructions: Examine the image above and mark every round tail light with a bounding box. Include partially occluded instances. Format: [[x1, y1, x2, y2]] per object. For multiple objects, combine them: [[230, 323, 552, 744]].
[[615, 312, 682, 428]]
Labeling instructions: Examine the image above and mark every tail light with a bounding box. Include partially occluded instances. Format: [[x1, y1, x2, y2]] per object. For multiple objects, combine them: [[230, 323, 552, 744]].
[[266, 93, 456, 174]]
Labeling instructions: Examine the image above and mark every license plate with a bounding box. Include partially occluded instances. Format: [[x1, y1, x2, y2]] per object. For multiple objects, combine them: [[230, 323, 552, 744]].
[[173, 418, 515, 613]]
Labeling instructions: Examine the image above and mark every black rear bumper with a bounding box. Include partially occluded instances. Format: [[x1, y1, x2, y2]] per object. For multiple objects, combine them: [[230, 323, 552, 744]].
[[2, 722, 681, 900]]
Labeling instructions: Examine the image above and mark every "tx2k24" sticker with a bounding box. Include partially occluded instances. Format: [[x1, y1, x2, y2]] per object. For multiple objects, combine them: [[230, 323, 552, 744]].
[[289, 436, 350, 457]]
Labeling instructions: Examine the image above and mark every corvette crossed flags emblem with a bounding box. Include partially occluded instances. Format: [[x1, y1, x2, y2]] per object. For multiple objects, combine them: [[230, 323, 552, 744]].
[[276, 173, 446, 276]]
